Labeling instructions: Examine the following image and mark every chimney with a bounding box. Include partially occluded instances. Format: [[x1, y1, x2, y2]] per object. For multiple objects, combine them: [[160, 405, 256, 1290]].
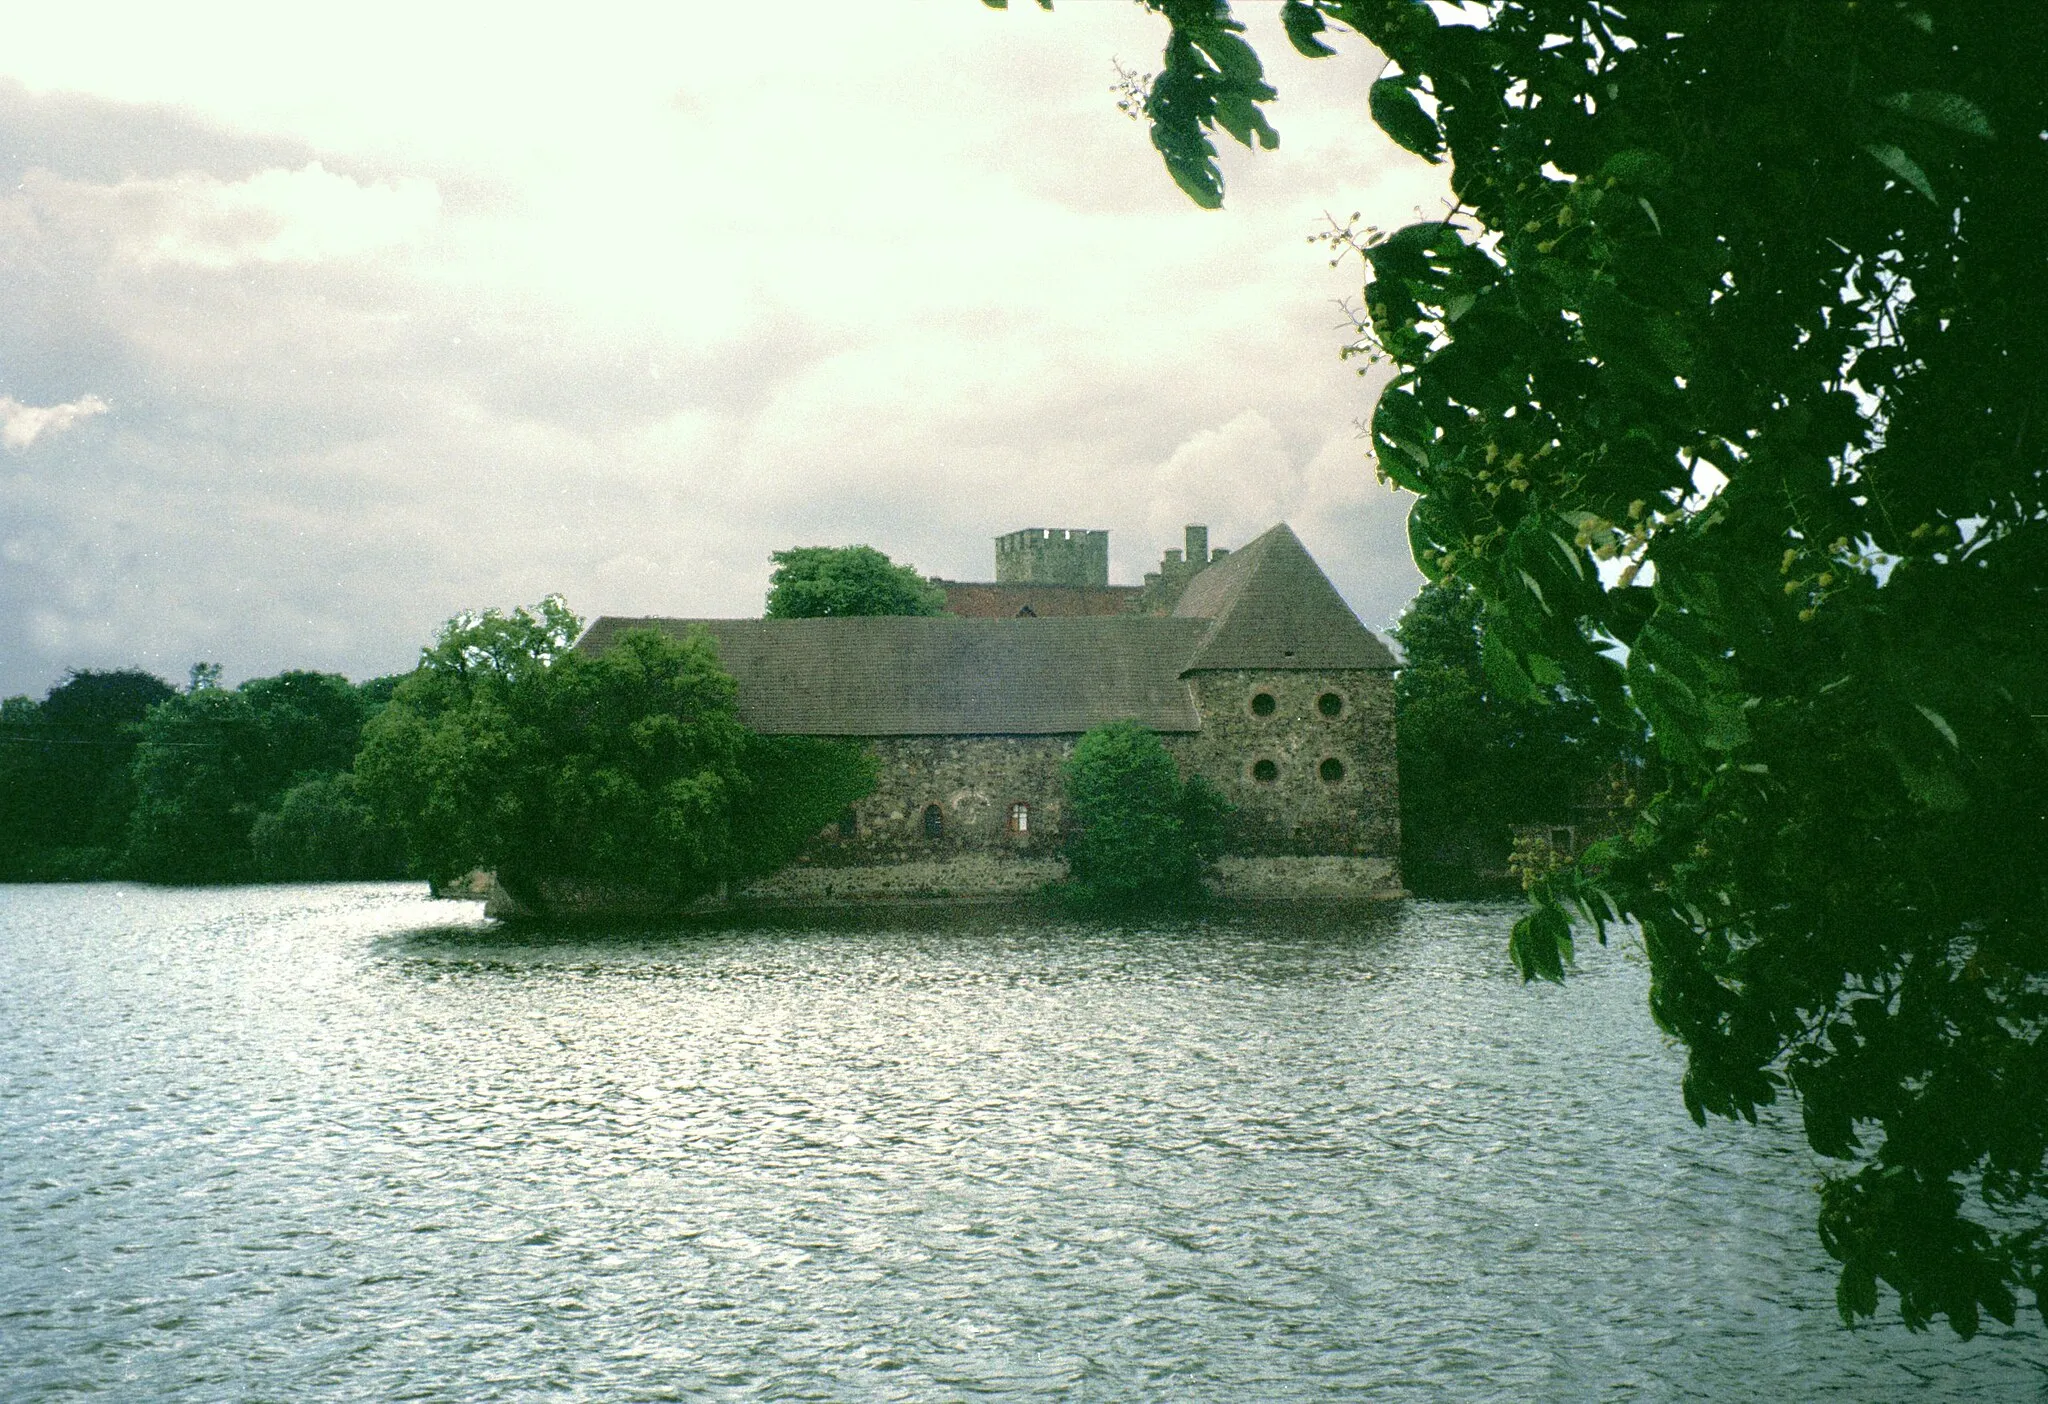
[[1185, 525, 1209, 566]]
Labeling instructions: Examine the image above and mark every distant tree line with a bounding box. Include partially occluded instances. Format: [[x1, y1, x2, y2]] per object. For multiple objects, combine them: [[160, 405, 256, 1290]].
[[0, 593, 874, 906], [0, 665, 405, 882]]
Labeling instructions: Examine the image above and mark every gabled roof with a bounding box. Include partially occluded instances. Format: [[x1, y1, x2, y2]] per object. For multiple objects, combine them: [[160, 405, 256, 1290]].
[[573, 615, 1211, 736], [1172, 523, 1397, 672]]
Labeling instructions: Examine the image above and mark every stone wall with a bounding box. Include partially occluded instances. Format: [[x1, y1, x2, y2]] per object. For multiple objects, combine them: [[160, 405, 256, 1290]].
[[1168, 669, 1399, 861], [1137, 527, 1227, 613], [801, 734, 1079, 868], [484, 850, 1401, 918], [739, 854, 1066, 904], [786, 675, 1398, 873], [741, 853, 1398, 905], [1212, 855, 1399, 899]]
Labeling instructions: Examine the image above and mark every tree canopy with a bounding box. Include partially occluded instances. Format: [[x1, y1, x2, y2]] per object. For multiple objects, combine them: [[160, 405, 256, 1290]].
[[764, 545, 948, 619], [0, 669, 176, 879], [357, 599, 875, 915], [1001, 0, 2048, 1335], [127, 670, 395, 883], [2, 665, 405, 883]]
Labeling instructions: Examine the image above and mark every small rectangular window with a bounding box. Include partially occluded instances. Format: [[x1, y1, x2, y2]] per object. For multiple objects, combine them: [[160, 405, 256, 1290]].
[[1008, 802, 1030, 834]]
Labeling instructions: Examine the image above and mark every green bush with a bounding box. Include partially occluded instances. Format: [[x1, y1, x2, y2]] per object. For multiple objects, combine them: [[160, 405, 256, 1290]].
[[1059, 720, 1228, 911]]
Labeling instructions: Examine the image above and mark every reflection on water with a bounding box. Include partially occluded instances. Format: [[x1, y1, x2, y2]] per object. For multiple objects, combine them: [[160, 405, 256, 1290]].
[[0, 883, 2038, 1400]]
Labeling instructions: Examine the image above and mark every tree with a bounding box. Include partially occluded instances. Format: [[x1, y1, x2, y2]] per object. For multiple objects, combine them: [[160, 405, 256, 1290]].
[[0, 669, 176, 878], [352, 597, 584, 894], [1060, 720, 1229, 909], [1004, 0, 2048, 1334], [764, 545, 947, 619], [357, 599, 875, 915], [1393, 579, 1625, 895], [127, 670, 383, 882]]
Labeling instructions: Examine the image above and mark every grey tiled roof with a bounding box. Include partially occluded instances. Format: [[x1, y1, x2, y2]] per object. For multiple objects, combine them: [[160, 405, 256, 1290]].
[[1174, 524, 1398, 672], [573, 615, 1212, 736], [577, 523, 1395, 737]]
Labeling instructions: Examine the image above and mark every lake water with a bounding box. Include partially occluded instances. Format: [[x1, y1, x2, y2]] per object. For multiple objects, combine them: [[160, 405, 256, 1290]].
[[0, 884, 2039, 1400]]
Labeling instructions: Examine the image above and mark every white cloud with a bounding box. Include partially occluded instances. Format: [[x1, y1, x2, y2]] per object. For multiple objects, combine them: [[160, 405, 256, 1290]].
[[138, 161, 438, 268], [0, 393, 108, 449], [10, 161, 439, 272], [1146, 410, 1298, 545]]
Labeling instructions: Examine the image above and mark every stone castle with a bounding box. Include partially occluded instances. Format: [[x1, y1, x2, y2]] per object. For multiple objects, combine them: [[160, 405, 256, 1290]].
[[574, 523, 1401, 906]]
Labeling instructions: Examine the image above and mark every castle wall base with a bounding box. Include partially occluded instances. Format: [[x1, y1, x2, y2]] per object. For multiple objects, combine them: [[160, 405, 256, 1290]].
[[479, 851, 1402, 923], [1211, 855, 1403, 901], [737, 854, 1065, 905]]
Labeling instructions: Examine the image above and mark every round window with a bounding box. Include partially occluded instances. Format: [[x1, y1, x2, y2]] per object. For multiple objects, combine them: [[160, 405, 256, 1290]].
[[1250, 692, 1277, 717], [1252, 758, 1279, 783], [1319, 757, 1345, 783], [1317, 692, 1344, 718]]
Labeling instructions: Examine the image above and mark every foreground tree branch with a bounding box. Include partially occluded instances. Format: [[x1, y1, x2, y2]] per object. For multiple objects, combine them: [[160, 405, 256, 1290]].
[[991, 0, 2048, 1336]]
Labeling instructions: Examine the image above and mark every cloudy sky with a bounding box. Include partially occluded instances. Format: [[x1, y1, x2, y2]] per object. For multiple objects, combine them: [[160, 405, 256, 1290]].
[[0, 1, 1447, 697]]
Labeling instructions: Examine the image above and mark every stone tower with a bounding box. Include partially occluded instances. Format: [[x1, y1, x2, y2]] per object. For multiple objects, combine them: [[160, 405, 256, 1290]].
[[993, 528, 1109, 587]]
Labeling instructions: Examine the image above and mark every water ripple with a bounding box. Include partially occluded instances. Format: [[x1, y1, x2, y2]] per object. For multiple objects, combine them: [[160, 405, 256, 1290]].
[[1, 884, 2040, 1400]]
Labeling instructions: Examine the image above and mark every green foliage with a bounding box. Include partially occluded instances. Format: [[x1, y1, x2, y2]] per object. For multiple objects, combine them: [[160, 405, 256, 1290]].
[[1393, 579, 1626, 895], [764, 545, 947, 619], [1060, 720, 1228, 910], [127, 670, 386, 883], [729, 732, 883, 885], [357, 603, 874, 913], [251, 772, 406, 881], [0, 670, 177, 879], [1063, 0, 2048, 1334], [353, 599, 582, 893]]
